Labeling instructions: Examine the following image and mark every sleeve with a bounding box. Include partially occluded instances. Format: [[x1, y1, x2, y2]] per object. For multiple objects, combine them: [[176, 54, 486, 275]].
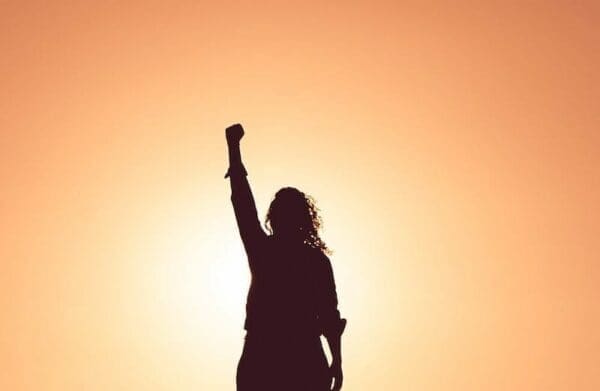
[[224, 164, 247, 179], [316, 253, 347, 338], [227, 161, 267, 267]]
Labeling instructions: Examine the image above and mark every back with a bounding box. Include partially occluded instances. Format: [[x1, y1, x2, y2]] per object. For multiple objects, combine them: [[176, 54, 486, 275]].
[[244, 236, 331, 337]]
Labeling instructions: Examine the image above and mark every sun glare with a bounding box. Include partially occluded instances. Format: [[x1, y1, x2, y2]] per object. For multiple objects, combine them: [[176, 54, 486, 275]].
[[146, 207, 249, 338]]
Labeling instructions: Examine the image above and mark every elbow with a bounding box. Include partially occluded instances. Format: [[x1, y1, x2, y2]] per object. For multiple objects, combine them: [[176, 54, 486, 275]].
[[321, 316, 347, 339]]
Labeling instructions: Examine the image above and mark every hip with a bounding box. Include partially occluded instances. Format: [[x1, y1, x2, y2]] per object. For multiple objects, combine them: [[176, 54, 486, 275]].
[[237, 332, 330, 390]]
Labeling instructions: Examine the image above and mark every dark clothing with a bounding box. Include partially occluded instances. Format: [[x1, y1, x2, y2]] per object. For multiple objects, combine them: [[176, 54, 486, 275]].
[[237, 332, 330, 391], [242, 236, 341, 338], [227, 162, 343, 390]]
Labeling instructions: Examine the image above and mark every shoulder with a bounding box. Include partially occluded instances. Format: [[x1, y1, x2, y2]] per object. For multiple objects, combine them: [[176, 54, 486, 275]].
[[304, 245, 331, 270]]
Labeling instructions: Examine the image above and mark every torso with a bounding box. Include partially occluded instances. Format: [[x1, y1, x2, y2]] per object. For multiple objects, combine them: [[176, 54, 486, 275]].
[[244, 236, 322, 337]]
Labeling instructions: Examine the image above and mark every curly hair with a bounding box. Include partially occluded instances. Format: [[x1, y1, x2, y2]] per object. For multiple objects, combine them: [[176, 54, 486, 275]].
[[265, 187, 331, 255]]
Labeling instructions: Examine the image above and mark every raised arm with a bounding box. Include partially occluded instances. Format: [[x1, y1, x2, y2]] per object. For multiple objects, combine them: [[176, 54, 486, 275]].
[[225, 124, 267, 266]]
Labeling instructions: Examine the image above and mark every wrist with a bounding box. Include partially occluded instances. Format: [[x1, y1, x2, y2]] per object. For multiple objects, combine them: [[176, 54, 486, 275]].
[[227, 138, 241, 147]]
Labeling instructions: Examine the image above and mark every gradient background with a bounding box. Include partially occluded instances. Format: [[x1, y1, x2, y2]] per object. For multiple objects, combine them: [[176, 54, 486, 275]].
[[2, 1, 599, 390]]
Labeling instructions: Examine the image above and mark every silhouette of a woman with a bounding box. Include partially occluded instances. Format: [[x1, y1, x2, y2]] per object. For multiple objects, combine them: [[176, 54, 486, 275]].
[[225, 124, 346, 391]]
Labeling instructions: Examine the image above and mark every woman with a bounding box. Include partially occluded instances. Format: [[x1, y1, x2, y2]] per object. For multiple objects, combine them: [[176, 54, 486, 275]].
[[225, 124, 346, 391]]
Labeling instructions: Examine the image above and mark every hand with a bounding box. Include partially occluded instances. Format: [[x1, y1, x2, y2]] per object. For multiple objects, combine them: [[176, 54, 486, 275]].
[[226, 123, 244, 144], [329, 361, 343, 391]]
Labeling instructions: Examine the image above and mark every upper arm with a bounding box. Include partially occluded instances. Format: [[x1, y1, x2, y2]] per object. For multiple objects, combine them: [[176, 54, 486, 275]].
[[315, 253, 343, 335], [229, 171, 267, 261], [319, 254, 339, 306]]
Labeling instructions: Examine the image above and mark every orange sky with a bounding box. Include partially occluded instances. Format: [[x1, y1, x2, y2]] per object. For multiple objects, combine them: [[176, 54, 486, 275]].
[[1, 1, 599, 390]]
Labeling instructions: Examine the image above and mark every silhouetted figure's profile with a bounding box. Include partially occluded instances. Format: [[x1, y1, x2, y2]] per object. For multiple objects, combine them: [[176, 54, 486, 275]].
[[225, 124, 346, 391]]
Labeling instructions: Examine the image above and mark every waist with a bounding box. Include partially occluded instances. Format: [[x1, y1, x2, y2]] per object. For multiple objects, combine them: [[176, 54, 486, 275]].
[[244, 317, 321, 338], [244, 329, 322, 349]]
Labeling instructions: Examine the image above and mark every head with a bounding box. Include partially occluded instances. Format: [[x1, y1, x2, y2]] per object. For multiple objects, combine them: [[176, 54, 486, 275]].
[[265, 187, 330, 254]]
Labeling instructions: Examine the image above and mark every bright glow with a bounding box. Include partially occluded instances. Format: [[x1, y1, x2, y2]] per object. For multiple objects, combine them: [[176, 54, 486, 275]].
[[2, 2, 599, 391]]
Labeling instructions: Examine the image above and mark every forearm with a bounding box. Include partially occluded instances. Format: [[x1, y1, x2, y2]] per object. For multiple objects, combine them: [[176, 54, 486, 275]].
[[326, 333, 342, 366], [225, 141, 247, 178], [227, 142, 252, 203], [318, 254, 346, 366], [228, 141, 242, 168]]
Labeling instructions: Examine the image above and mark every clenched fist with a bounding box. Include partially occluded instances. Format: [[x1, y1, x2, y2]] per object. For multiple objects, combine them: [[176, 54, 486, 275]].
[[226, 123, 244, 144]]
